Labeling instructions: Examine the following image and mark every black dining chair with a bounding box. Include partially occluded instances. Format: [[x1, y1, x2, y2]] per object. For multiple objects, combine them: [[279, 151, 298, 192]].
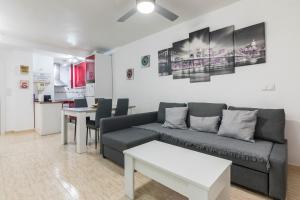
[[95, 98, 105, 104], [72, 98, 89, 142], [115, 98, 129, 116], [74, 98, 88, 108], [86, 99, 112, 149]]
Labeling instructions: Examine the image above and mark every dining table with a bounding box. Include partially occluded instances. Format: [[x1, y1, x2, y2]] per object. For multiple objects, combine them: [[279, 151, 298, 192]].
[[61, 105, 136, 153]]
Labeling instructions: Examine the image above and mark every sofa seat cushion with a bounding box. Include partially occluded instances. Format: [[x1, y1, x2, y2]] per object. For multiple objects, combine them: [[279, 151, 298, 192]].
[[135, 123, 273, 173], [102, 127, 160, 152]]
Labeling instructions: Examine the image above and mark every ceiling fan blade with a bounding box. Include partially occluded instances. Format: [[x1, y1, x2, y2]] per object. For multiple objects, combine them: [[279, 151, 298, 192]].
[[155, 4, 179, 21], [117, 8, 137, 22]]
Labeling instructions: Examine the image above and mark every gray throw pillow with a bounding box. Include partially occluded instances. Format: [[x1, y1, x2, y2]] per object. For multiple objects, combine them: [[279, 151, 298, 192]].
[[190, 116, 220, 133], [157, 102, 187, 123], [163, 107, 188, 129], [218, 110, 258, 142]]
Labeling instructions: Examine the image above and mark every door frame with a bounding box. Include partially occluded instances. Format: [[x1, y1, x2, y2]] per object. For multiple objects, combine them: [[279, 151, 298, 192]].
[[0, 55, 6, 135]]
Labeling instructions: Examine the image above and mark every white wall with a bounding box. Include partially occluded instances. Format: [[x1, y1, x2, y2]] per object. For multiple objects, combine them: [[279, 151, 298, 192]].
[[112, 0, 300, 166], [0, 49, 7, 134], [4, 50, 34, 132], [0, 48, 56, 132]]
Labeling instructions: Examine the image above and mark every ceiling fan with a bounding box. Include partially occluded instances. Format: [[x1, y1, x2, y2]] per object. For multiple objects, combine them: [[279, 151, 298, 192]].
[[117, 0, 179, 22]]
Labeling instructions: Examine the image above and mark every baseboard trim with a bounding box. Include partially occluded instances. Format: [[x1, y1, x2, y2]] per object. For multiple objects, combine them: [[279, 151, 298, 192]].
[[4, 129, 35, 134], [288, 164, 300, 169]]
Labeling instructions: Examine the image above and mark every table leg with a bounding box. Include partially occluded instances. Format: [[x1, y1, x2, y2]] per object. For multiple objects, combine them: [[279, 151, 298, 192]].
[[76, 112, 87, 153], [217, 167, 231, 200], [129, 107, 134, 115], [61, 111, 68, 145], [187, 184, 208, 200], [124, 154, 134, 200]]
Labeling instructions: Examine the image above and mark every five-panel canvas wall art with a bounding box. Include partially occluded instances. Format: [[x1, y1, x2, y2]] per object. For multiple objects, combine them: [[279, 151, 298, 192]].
[[158, 22, 266, 83]]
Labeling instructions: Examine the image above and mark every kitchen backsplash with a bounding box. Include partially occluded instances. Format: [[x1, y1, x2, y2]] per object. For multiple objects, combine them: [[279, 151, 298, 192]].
[[54, 86, 86, 100]]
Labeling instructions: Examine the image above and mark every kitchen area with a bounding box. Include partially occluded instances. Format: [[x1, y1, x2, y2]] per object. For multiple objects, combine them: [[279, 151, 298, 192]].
[[33, 53, 112, 136]]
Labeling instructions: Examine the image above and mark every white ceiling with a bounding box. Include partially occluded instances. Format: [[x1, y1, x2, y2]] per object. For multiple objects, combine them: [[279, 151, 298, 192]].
[[0, 0, 239, 55]]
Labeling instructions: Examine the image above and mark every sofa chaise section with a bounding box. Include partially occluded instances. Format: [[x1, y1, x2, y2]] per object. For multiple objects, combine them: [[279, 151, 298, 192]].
[[100, 111, 159, 166], [101, 127, 159, 166]]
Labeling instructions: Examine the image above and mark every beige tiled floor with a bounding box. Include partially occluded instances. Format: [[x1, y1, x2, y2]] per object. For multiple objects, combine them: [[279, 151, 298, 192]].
[[0, 130, 299, 200]]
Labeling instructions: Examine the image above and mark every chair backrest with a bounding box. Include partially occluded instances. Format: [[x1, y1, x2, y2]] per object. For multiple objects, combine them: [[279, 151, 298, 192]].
[[115, 98, 129, 116], [95, 98, 105, 104], [74, 98, 88, 108], [95, 99, 112, 127]]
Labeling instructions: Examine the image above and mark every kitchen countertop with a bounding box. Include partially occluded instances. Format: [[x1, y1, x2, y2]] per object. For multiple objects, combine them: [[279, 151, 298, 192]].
[[35, 101, 64, 104], [53, 99, 75, 102]]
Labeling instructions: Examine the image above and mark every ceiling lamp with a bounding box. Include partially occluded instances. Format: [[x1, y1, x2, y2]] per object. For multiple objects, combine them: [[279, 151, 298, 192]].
[[137, 0, 155, 14], [117, 0, 179, 22]]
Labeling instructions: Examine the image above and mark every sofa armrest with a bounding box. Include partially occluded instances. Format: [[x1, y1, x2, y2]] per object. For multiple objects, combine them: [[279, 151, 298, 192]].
[[269, 141, 288, 200], [100, 111, 158, 134]]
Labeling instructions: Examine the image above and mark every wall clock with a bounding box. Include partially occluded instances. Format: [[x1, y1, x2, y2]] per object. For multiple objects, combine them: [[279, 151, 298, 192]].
[[141, 55, 150, 68]]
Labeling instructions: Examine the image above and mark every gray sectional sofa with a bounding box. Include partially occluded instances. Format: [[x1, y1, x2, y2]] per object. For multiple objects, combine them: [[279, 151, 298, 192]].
[[100, 102, 287, 200]]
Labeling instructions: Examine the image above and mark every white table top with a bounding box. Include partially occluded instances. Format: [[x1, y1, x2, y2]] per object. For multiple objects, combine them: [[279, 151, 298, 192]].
[[63, 107, 97, 113], [123, 141, 232, 190]]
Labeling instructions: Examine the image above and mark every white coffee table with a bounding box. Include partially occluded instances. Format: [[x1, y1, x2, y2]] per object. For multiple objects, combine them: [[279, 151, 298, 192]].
[[123, 141, 232, 200]]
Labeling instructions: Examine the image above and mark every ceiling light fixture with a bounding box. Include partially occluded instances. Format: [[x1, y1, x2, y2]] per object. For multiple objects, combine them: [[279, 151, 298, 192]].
[[67, 34, 77, 46], [137, 0, 155, 14]]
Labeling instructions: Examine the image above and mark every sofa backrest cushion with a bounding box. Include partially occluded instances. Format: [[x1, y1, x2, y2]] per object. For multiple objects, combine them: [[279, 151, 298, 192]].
[[157, 102, 187, 123], [228, 106, 285, 143], [187, 102, 227, 127]]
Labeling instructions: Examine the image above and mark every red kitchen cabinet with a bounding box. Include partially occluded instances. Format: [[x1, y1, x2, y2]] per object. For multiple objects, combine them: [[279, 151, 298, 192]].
[[73, 62, 86, 88], [86, 55, 95, 83]]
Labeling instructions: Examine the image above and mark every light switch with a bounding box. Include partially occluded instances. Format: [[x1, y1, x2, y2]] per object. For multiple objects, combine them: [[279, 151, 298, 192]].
[[262, 83, 276, 92]]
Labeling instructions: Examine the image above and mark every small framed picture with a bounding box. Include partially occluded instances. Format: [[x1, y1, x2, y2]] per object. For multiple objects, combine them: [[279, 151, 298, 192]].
[[126, 68, 134, 80], [20, 65, 29, 74], [20, 80, 29, 89], [141, 55, 150, 68]]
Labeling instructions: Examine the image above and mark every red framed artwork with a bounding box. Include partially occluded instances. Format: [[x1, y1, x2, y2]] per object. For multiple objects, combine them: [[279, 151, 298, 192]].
[[20, 80, 29, 89]]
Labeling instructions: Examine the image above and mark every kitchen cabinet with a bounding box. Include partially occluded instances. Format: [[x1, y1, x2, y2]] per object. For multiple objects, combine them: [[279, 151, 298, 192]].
[[35, 102, 62, 135], [94, 54, 112, 98], [73, 62, 86, 88], [86, 55, 95, 83], [70, 54, 112, 99]]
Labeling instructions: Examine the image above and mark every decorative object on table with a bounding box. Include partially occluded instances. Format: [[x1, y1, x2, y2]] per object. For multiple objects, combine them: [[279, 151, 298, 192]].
[[234, 22, 266, 67], [158, 48, 172, 76], [20, 65, 29, 74], [189, 27, 210, 83], [171, 39, 191, 79], [210, 26, 235, 76], [141, 55, 150, 68], [158, 22, 266, 83], [20, 80, 29, 89], [126, 68, 134, 80]]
